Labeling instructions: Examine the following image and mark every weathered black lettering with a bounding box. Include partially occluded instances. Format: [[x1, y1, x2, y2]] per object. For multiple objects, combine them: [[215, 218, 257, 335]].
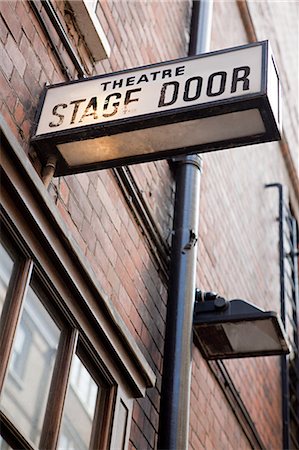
[[162, 69, 172, 79], [101, 81, 111, 91], [150, 71, 161, 81], [124, 88, 142, 106], [49, 103, 67, 127], [183, 76, 203, 102], [79, 97, 98, 123], [158, 81, 179, 107], [207, 71, 227, 97], [175, 66, 185, 76], [70, 99, 86, 124], [231, 66, 250, 93], [126, 76, 135, 86], [113, 79, 123, 89], [137, 74, 149, 84], [103, 92, 122, 117]]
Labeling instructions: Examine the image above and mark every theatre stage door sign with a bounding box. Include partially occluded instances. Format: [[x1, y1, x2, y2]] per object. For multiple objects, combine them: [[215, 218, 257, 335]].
[[31, 41, 281, 176]]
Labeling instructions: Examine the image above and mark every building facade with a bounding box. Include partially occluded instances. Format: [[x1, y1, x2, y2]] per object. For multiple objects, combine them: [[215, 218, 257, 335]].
[[0, 1, 298, 450]]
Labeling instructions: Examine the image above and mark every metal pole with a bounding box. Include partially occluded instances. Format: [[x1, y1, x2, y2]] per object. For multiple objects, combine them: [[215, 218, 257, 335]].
[[158, 2, 213, 449]]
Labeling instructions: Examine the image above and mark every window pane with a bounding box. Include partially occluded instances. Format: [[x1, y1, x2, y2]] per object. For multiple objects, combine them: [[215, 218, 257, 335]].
[[58, 354, 99, 450], [0, 436, 13, 450], [0, 239, 15, 318], [0, 284, 60, 446]]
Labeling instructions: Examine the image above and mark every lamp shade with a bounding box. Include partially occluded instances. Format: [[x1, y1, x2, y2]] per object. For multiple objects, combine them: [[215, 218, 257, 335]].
[[193, 298, 290, 360]]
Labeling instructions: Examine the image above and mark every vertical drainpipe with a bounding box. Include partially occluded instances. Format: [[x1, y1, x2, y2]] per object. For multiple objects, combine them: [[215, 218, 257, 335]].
[[157, 1, 213, 449]]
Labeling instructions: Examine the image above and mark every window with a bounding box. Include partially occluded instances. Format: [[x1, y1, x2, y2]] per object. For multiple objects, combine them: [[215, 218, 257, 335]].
[[8, 320, 32, 382], [0, 238, 16, 318], [0, 231, 112, 450], [58, 354, 102, 450], [1, 283, 60, 445], [68, 354, 98, 417], [0, 436, 12, 450]]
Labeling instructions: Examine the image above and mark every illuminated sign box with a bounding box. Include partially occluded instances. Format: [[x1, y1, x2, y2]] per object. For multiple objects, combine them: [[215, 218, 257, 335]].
[[31, 41, 281, 176]]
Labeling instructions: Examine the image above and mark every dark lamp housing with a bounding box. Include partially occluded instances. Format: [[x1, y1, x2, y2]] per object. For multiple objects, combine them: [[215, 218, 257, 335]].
[[193, 296, 290, 360]]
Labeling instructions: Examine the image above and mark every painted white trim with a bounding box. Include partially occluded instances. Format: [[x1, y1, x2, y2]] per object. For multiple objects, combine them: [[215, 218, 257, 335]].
[[71, 0, 111, 61]]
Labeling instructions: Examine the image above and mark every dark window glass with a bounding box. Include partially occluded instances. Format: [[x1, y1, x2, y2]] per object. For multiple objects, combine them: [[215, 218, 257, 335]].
[[0, 239, 15, 318]]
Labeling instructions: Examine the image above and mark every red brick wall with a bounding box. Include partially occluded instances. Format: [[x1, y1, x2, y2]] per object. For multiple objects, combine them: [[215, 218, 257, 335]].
[[1, 1, 298, 449]]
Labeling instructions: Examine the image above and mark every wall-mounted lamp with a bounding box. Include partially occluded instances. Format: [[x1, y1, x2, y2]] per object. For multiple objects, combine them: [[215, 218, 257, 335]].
[[193, 290, 290, 360]]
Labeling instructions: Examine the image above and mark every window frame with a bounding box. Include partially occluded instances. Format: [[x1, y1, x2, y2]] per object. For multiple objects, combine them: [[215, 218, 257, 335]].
[[0, 228, 116, 450], [0, 224, 33, 395], [0, 116, 155, 449]]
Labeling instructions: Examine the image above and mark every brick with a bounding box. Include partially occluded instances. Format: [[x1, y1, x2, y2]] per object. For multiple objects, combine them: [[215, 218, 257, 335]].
[[76, 172, 90, 194], [32, 33, 54, 81], [51, 68, 65, 84], [57, 200, 87, 255], [68, 194, 84, 231], [114, 1, 132, 26], [23, 66, 41, 102], [6, 90, 18, 116], [96, 178, 121, 232], [120, 225, 134, 255], [38, 69, 48, 89], [129, 421, 149, 450], [20, 34, 41, 81], [130, 303, 143, 332], [97, 57, 112, 74], [109, 229, 127, 262], [0, 14, 8, 44], [128, 442, 137, 450], [5, 34, 26, 77], [14, 100, 25, 125], [93, 222, 117, 267], [87, 183, 103, 216], [118, 284, 132, 316], [59, 179, 70, 205], [107, 262, 120, 294], [81, 217, 97, 253], [95, 4, 109, 35], [101, 1, 121, 47], [66, 175, 92, 222], [32, 32, 47, 63], [142, 419, 155, 447], [16, 2, 35, 42], [0, 43, 13, 79], [19, 118, 31, 145], [94, 242, 110, 275], [127, 219, 140, 249], [0, 1, 22, 43], [10, 67, 32, 112]]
